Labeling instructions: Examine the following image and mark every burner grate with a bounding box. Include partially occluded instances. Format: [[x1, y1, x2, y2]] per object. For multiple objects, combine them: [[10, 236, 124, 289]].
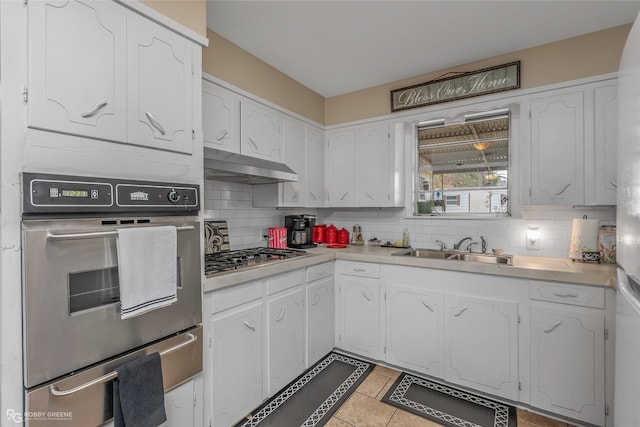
[[204, 246, 308, 276]]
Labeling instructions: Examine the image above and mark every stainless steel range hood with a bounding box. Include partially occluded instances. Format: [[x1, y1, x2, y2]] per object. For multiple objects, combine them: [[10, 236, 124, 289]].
[[204, 147, 298, 184]]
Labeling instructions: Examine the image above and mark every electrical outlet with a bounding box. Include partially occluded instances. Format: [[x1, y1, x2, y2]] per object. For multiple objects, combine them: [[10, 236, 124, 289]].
[[526, 228, 540, 250]]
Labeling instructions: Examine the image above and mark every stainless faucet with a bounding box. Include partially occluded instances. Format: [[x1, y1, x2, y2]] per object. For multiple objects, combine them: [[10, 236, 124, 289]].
[[453, 236, 473, 250], [435, 240, 446, 251], [480, 235, 487, 254]]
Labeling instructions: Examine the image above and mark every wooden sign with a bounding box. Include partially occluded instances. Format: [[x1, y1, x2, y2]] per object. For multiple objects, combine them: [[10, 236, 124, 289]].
[[391, 61, 520, 112]]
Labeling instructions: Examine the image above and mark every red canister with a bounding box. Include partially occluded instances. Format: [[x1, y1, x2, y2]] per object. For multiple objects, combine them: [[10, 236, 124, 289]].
[[325, 224, 338, 244], [337, 228, 350, 245], [313, 224, 326, 243]]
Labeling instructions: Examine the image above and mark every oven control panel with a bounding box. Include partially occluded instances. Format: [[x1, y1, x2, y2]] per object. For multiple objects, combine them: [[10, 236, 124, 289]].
[[23, 173, 199, 215]]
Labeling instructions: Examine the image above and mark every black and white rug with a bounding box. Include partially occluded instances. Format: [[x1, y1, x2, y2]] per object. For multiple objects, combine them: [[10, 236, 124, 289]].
[[235, 352, 373, 427], [381, 373, 517, 427]]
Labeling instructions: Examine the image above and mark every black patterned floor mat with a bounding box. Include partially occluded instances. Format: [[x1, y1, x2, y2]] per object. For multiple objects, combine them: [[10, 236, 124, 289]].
[[381, 372, 517, 427], [234, 352, 373, 427]]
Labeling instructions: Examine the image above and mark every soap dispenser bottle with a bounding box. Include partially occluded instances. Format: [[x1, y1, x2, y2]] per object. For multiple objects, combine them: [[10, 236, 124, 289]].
[[402, 228, 410, 247]]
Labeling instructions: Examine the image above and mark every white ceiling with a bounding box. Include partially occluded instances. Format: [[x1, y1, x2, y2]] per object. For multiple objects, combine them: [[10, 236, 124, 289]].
[[206, 1, 640, 98]]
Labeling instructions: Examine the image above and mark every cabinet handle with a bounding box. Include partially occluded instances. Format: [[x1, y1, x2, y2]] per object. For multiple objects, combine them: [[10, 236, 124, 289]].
[[292, 191, 299, 201], [340, 192, 349, 201], [366, 192, 374, 200], [80, 101, 108, 118], [243, 321, 256, 332], [248, 137, 259, 150], [555, 183, 571, 196], [353, 268, 366, 272], [544, 322, 562, 334], [275, 307, 286, 322], [312, 292, 320, 306], [145, 111, 166, 135], [421, 300, 434, 312], [611, 181, 618, 188], [361, 290, 372, 301], [309, 191, 317, 200], [552, 292, 578, 298], [216, 130, 229, 141], [453, 306, 468, 317]]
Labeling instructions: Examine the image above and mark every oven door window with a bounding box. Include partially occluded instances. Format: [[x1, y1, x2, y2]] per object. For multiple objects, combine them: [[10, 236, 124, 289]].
[[68, 258, 182, 314]]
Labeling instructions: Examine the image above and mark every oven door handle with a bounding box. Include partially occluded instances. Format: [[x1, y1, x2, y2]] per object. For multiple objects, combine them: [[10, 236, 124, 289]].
[[49, 332, 198, 397], [46, 225, 195, 241]]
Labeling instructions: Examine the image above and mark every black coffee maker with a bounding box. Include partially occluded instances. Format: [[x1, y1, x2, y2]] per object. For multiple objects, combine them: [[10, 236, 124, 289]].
[[285, 214, 316, 249]]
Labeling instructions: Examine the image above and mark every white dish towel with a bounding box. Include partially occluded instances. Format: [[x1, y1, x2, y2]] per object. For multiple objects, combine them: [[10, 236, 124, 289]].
[[117, 226, 178, 319]]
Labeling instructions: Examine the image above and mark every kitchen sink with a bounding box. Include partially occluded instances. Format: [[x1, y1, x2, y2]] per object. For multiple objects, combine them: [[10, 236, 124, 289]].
[[392, 248, 513, 265]]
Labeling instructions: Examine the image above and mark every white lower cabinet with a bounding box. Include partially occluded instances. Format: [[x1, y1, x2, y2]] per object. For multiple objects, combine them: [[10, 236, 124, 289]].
[[444, 294, 520, 401], [336, 262, 381, 359], [306, 266, 335, 366], [530, 302, 605, 425], [267, 287, 305, 395], [385, 285, 444, 378], [205, 283, 264, 427]]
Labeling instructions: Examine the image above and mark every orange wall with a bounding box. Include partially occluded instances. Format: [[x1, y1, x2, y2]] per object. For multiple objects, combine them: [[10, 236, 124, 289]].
[[141, 0, 207, 38], [325, 24, 631, 125], [202, 30, 326, 124]]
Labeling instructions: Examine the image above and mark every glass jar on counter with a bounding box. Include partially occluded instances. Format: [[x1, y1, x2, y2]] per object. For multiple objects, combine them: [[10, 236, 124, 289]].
[[598, 225, 616, 264]]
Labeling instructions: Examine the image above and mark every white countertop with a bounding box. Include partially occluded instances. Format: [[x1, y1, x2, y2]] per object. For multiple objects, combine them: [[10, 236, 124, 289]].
[[203, 245, 617, 293]]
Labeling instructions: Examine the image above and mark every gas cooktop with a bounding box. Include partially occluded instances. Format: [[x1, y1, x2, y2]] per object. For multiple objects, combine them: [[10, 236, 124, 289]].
[[204, 247, 308, 276]]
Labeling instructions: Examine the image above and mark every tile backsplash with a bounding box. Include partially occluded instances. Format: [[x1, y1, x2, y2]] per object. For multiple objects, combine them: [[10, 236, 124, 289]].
[[204, 179, 616, 258]]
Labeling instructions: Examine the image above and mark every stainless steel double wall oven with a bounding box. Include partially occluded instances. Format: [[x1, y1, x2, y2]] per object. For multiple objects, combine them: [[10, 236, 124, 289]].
[[21, 173, 202, 427]]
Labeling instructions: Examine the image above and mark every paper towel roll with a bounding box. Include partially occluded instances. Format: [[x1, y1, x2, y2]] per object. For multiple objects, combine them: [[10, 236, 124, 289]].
[[569, 218, 600, 260]]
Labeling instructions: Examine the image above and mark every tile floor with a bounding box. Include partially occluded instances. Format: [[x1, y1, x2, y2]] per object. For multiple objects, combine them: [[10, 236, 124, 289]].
[[324, 365, 576, 427]]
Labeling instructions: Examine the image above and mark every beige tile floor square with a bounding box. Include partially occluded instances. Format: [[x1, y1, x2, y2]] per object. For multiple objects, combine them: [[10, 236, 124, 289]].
[[326, 366, 576, 427]]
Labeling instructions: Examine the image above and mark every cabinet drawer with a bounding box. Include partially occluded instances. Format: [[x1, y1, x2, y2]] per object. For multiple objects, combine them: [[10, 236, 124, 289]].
[[529, 280, 605, 309], [211, 281, 263, 314], [267, 269, 305, 295], [306, 262, 334, 282], [339, 261, 380, 278]]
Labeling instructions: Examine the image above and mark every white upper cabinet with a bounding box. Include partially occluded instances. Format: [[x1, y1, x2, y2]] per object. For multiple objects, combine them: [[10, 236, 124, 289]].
[[202, 81, 240, 153], [306, 128, 325, 207], [529, 90, 585, 205], [282, 118, 307, 206], [241, 101, 283, 162], [526, 79, 618, 206], [357, 123, 393, 206], [326, 123, 401, 208], [27, 0, 127, 141], [589, 84, 618, 205], [127, 13, 193, 154], [326, 129, 357, 206], [27, 0, 196, 154]]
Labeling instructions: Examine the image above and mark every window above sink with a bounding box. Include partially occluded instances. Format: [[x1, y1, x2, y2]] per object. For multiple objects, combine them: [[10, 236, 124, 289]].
[[414, 108, 511, 217]]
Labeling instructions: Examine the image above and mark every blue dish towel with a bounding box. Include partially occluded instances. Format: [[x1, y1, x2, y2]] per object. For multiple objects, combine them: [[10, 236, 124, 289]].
[[113, 352, 167, 427]]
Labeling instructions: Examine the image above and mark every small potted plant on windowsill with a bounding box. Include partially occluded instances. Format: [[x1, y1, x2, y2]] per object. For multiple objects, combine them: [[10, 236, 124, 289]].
[[417, 200, 435, 214]]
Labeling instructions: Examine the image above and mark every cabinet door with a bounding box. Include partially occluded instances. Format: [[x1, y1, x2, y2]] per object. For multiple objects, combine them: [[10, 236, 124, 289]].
[[357, 124, 392, 206], [444, 294, 519, 400], [127, 14, 193, 154], [27, 0, 126, 141], [162, 380, 195, 427], [267, 288, 305, 396], [530, 304, 605, 425], [530, 91, 584, 205], [241, 101, 283, 162], [306, 128, 325, 207], [327, 129, 356, 206], [337, 275, 380, 359], [386, 286, 444, 378], [589, 84, 618, 205], [210, 302, 263, 427], [282, 119, 307, 206], [202, 81, 239, 153], [306, 277, 335, 367]]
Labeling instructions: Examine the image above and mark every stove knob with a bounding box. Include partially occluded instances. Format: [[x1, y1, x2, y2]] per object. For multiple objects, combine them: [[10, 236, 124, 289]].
[[167, 189, 180, 203]]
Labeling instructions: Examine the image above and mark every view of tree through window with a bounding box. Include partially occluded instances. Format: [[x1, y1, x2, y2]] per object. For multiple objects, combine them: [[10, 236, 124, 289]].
[[415, 111, 510, 215]]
